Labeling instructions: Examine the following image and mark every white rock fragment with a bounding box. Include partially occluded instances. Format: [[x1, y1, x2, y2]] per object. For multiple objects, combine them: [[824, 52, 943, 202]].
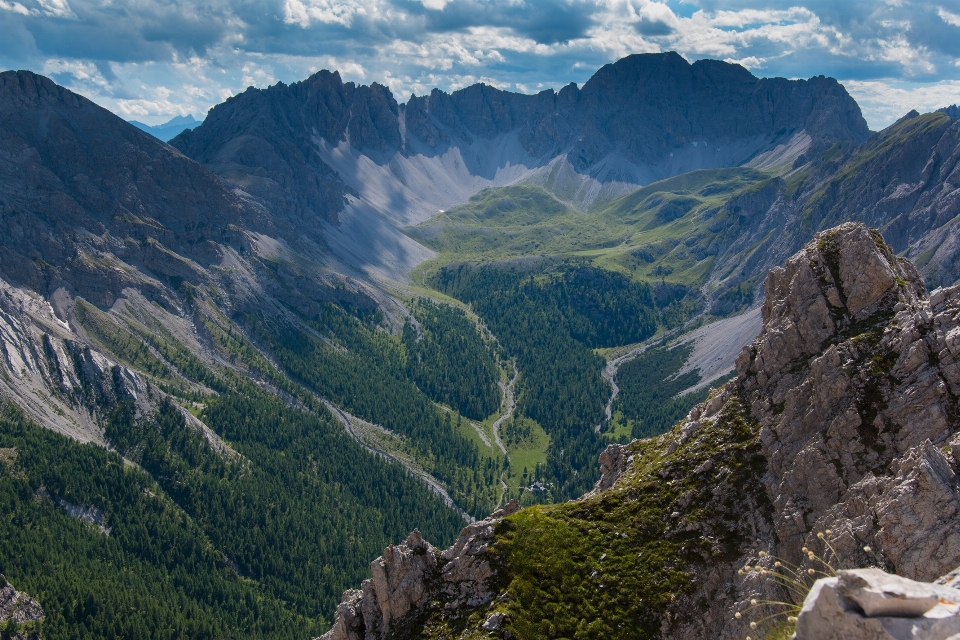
[[794, 568, 960, 640], [843, 569, 944, 617], [482, 612, 505, 631]]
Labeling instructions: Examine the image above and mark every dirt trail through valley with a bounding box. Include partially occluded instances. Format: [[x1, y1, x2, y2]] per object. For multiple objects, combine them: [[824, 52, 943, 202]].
[[491, 364, 517, 456], [598, 308, 761, 431]]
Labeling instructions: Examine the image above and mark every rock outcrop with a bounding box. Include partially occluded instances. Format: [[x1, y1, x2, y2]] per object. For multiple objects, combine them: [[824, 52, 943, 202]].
[[318, 500, 521, 640], [322, 530, 438, 640], [736, 223, 960, 583], [582, 443, 630, 497], [939, 105, 960, 120], [795, 567, 960, 639], [0, 574, 43, 639], [706, 222, 960, 639]]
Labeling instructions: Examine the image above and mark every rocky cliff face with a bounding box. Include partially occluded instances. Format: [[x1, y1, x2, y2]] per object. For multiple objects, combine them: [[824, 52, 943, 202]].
[[0, 70, 264, 305], [320, 223, 960, 639], [737, 223, 960, 580], [939, 105, 960, 120], [169, 70, 384, 226], [177, 52, 868, 189]]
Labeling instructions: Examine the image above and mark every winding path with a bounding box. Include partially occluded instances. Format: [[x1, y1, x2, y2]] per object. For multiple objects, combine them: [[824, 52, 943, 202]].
[[596, 282, 731, 429], [322, 399, 474, 523], [597, 335, 667, 432], [491, 363, 518, 456], [489, 362, 519, 506]]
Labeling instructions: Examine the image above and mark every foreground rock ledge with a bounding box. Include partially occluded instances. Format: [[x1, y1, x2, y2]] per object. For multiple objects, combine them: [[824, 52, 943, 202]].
[[796, 567, 960, 639]]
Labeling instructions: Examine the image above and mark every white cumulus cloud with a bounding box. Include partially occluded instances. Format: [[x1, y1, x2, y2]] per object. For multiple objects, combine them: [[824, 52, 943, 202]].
[[1, 0, 958, 130], [939, 7, 960, 27], [283, 0, 370, 27]]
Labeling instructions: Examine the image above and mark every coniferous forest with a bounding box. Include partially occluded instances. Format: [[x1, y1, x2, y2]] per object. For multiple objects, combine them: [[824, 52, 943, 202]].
[[0, 258, 710, 639], [433, 261, 700, 499], [402, 299, 501, 421], [248, 301, 503, 518], [614, 343, 732, 440], [0, 383, 467, 639]]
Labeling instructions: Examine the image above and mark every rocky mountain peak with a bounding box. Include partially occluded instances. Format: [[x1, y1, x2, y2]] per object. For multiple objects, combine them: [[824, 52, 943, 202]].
[[578, 51, 748, 109], [319, 500, 522, 640], [347, 82, 401, 151], [0, 69, 275, 304], [171, 52, 871, 250], [940, 104, 960, 120], [745, 222, 925, 375], [1, 69, 80, 111], [735, 222, 960, 583], [567, 53, 869, 169]]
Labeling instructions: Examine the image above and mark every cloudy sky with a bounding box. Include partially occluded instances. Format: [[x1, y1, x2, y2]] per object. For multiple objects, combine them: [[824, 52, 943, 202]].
[[2, 0, 959, 130]]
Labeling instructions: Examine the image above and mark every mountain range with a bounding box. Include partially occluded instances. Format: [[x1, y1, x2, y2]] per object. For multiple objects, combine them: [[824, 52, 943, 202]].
[[169, 51, 869, 279], [0, 52, 959, 639], [129, 114, 202, 142]]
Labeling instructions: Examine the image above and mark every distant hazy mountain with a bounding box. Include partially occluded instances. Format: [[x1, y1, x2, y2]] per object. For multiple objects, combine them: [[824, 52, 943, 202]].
[[940, 104, 960, 119], [129, 113, 202, 141]]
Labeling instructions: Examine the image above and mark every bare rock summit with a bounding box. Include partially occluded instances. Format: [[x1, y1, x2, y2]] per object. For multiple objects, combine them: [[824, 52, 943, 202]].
[[737, 222, 960, 582]]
